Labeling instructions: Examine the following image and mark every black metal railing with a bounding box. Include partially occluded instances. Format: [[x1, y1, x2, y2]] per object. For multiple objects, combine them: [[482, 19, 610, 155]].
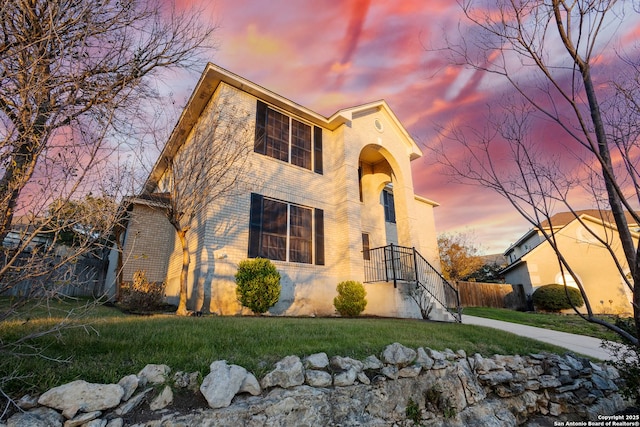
[[363, 243, 461, 322]]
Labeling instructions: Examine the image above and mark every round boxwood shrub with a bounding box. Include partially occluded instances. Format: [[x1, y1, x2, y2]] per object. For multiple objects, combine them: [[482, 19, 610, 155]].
[[333, 280, 367, 316], [532, 283, 584, 312], [235, 258, 281, 314]]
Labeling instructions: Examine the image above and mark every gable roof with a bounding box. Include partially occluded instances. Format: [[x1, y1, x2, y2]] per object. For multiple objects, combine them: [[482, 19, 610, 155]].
[[540, 209, 638, 229], [144, 63, 421, 193], [502, 209, 639, 271]]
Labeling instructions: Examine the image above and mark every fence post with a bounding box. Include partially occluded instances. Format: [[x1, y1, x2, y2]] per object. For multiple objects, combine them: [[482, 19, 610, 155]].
[[412, 247, 419, 287], [383, 245, 389, 283], [390, 243, 397, 288]]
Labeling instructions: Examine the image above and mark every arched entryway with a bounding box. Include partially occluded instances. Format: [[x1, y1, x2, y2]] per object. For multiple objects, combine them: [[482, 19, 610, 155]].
[[358, 144, 410, 250]]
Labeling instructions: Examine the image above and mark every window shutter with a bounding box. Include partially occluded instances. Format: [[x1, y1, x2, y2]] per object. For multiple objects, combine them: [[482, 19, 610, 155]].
[[314, 208, 325, 265], [248, 193, 263, 258], [254, 100, 267, 154], [362, 233, 370, 260], [313, 126, 323, 174]]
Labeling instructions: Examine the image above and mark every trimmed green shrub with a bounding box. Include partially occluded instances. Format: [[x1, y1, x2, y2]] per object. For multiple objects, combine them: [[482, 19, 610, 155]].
[[333, 280, 367, 316], [532, 283, 584, 312], [119, 270, 165, 313], [235, 258, 281, 314]]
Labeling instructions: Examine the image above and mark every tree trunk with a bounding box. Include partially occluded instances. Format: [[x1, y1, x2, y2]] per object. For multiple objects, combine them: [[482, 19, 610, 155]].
[[552, 1, 640, 341], [176, 229, 190, 316]]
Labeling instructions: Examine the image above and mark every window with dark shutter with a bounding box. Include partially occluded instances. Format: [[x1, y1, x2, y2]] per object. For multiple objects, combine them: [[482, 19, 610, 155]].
[[315, 209, 324, 265], [254, 101, 267, 154], [313, 126, 323, 174], [248, 193, 263, 258], [362, 233, 370, 260]]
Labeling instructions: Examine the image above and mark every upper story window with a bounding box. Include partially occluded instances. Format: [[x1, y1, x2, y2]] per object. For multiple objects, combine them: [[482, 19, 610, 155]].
[[254, 100, 323, 174]]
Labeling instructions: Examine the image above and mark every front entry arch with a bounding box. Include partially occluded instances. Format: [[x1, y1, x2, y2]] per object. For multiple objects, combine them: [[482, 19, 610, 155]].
[[358, 144, 412, 250]]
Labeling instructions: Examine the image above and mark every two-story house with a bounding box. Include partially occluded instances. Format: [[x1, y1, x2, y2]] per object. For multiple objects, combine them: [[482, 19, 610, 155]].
[[109, 63, 456, 320], [501, 210, 637, 315]]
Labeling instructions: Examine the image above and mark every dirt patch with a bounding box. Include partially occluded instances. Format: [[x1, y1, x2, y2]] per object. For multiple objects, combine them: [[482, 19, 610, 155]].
[[120, 388, 209, 425]]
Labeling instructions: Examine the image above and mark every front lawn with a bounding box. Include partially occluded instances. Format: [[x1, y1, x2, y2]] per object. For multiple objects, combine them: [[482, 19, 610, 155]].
[[1, 299, 571, 398], [462, 306, 626, 342]]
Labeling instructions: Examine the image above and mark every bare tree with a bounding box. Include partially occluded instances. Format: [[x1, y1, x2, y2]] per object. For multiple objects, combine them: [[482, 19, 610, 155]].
[[148, 91, 253, 316], [0, 0, 217, 406], [431, 0, 639, 344]]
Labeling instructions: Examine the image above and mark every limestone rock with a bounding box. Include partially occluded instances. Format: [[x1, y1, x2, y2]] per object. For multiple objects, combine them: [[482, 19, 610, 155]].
[[201, 360, 259, 409], [333, 368, 357, 386], [64, 411, 101, 427], [478, 370, 514, 386], [15, 395, 38, 411], [381, 342, 416, 367], [495, 354, 525, 371], [472, 353, 500, 373], [381, 365, 398, 380], [37, 380, 124, 419], [456, 360, 486, 405], [362, 355, 383, 370], [305, 370, 332, 387], [398, 365, 421, 378], [357, 372, 370, 385], [304, 353, 329, 370], [239, 371, 262, 396], [330, 356, 363, 372], [443, 348, 458, 360], [173, 371, 200, 392], [137, 364, 170, 386], [117, 374, 139, 401], [260, 356, 304, 389], [538, 375, 562, 389], [149, 385, 173, 411], [105, 419, 123, 427], [425, 348, 449, 369], [7, 407, 64, 427], [415, 347, 434, 370], [114, 387, 152, 416], [591, 373, 618, 392]]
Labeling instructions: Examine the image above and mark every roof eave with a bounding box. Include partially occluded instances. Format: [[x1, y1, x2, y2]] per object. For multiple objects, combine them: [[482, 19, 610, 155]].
[[144, 63, 351, 193]]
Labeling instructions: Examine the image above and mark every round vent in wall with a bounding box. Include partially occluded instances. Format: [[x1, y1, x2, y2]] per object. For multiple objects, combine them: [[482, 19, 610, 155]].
[[374, 118, 384, 132]]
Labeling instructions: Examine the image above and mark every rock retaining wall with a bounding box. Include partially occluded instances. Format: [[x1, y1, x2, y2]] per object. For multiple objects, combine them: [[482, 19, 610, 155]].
[[5, 343, 628, 426]]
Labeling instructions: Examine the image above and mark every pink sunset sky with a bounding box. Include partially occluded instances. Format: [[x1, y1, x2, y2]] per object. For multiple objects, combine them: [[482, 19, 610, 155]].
[[169, 0, 640, 254]]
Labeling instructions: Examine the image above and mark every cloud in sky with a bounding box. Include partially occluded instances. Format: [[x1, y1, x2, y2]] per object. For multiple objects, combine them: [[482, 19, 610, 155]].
[[174, 0, 639, 254]]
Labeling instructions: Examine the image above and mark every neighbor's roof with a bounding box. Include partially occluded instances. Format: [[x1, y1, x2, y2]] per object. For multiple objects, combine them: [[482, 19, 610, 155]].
[[503, 209, 639, 257], [144, 63, 421, 193], [125, 192, 170, 209], [540, 209, 638, 229]]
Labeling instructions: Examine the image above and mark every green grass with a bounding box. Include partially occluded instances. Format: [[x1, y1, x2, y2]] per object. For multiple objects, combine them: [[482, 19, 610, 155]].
[[1, 299, 573, 398], [462, 306, 625, 342]]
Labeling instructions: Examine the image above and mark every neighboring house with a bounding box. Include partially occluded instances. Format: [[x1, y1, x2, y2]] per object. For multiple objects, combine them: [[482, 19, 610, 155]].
[[501, 210, 637, 315], [2, 215, 52, 251], [111, 63, 456, 320]]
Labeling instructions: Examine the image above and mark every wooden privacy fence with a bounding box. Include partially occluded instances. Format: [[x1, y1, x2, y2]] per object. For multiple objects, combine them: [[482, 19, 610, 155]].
[[0, 252, 109, 299], [456, 281, 527, 310]]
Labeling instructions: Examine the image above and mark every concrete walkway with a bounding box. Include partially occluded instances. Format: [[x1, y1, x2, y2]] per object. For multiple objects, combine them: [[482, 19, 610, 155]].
[[462, 315, 619, 361]]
